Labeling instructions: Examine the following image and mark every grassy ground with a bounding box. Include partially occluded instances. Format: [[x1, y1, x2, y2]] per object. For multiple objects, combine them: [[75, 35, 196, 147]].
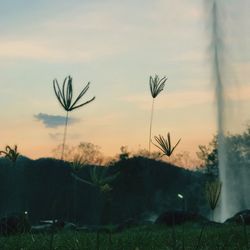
[[0, 223, 249, 250]]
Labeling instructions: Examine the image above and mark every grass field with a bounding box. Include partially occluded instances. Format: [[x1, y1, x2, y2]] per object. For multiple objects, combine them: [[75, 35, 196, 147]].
[[0, 223, 249, 250]]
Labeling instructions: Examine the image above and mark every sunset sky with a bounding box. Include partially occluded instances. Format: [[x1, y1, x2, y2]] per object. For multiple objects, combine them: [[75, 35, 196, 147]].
[[1, 0, 249, 161]]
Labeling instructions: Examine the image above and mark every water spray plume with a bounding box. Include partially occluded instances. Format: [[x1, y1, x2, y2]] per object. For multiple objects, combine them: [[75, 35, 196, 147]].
[[208, 1, 229, 222], [207, 0, 243, 222]]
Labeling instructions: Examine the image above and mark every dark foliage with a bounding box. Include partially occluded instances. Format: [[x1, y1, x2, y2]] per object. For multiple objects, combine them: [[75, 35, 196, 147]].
[[225, 210, 250, 225], [155, 210, 208, 226], [0, 156, 206, 225], [197, 125, 250, 179], [197, 126, 250, 210], [0, 212, 31, 236]]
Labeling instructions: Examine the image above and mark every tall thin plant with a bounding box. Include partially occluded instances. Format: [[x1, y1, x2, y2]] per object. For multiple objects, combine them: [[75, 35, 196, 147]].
[[148, 75, 167, 153], [53, 76, 95, 160]]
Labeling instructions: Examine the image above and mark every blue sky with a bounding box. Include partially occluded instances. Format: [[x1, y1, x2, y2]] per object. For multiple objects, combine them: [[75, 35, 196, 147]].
[[1, 0, 249, 160]]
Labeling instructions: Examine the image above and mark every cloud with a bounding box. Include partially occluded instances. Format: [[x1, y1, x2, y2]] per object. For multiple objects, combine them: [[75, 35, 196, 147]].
[[0, 40, 118, 63], [120, 89, 213, 111], [34, 113, 79, 128], [121, 83, 250, 112], [0, 0, 207, 64]]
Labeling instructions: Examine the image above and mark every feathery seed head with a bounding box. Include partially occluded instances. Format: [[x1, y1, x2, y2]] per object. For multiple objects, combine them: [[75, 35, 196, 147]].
[[53, 75, 95, 112], [149, 75, 167, 98], [152, 133, 181, 157]]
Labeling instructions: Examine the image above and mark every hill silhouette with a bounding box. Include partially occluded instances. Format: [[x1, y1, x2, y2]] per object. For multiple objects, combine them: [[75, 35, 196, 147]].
[[0, 156, 207, 225]]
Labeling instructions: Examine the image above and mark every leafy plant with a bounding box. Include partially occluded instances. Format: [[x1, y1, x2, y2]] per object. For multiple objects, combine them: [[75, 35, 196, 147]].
[[71, 154, 85, 172], [53, 76, 95, 160], [205, 179, 222, 220], [152, 133, 181, 157], [71, 166, 119, 193], [0, 145, 19, 164], [148, 75, 167, 153]]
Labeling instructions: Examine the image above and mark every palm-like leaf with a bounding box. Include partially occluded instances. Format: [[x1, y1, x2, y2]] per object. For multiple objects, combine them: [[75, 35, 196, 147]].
[[71, 154, 85, 172], [53, 76, 95, 111], [149, 75, 167, 98], [71, 166, 119, 192], [152, 133, 181, 157], [89, 166, 119, 187], [0, 145, 19, 164]]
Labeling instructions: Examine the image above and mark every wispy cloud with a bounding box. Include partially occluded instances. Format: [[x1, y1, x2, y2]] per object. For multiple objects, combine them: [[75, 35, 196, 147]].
[[34, 113, 79, 128], [0, 40, 118, 63], [0, 1, 206, 64], [121, 89, 213, 111], [121, 84, 250, 111]]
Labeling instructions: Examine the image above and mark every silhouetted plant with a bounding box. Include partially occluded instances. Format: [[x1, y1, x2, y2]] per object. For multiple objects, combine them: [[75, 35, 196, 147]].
[[195, 223, 206, 250], [71, 166, 118, 192], [119, 146, 130, 161], [205, 179, 222, 220], [152, 133, 181, 157], [53, 76, 95, 160], [70, 154, 85, 172], [0, 145, 19, 165], [148, 75, 167, 153]]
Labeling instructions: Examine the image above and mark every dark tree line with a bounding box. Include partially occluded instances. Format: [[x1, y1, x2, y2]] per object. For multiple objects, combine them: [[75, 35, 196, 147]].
[[0, 156, 206, 225], [197, 125, 250, 179]]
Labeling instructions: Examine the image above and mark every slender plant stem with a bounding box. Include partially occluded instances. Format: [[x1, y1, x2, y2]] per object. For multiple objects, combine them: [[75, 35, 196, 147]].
[[195, 223, 206, 250], [49, 221, 56, 250], [61, 111, 69, 160], [149, 98, 155, 153], [73, 179, 77, 223]]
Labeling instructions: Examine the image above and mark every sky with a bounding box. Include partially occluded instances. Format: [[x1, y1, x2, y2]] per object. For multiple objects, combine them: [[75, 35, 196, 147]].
[[0, 0, 249, 161]]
